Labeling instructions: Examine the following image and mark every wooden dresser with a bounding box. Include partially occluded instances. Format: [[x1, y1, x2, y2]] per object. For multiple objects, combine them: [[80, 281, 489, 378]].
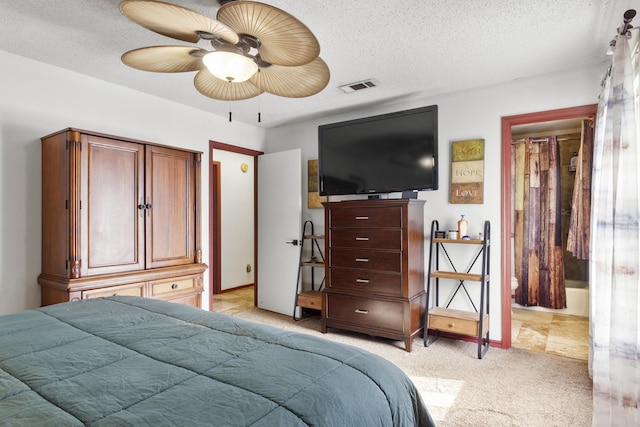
[[321, 199, 425, 351], [38, 128, 207, 308]]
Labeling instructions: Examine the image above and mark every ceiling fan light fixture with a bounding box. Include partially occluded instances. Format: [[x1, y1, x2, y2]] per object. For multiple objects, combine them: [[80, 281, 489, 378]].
[[119, 0, 330, 101], [202, 51, 257, 82]]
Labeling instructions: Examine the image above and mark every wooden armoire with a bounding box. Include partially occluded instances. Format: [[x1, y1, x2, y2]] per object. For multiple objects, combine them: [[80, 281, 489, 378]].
[[38, 128, 207, 308]]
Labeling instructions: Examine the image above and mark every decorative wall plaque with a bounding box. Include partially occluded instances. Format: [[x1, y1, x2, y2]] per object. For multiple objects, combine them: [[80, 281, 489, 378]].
[[450, 139, 485, 204]]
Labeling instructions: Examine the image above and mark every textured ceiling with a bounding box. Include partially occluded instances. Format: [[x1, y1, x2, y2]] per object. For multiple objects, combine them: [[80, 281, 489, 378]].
[[0, 0, 634, 128]]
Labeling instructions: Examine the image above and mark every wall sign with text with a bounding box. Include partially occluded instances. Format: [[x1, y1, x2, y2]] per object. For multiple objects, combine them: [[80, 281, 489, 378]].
[[450, 139, 485, 204]]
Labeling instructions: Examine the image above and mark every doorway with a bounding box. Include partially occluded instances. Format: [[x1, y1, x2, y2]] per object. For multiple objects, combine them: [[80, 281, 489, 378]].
[[500, 104, 597, 350], [510, 121, 591, 359], [209, 141, 263, 309]]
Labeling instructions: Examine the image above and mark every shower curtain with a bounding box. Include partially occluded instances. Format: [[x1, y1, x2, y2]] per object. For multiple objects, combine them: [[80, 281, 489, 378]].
[[589, 27, 640, 426], [513, 136, 566, 309], [567, 119, 594, 260]]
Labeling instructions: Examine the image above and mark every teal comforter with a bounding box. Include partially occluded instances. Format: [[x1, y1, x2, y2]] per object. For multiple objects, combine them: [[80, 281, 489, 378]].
[[0, 297, 434, 426]]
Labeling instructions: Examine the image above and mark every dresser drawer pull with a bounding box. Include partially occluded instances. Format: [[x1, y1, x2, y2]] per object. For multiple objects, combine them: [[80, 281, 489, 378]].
[[355, 309, 369, 315], [448, 323, 455, 328], [355, 258, 369, 262], [355, 216, 369, 220], [355, 237, 369, 241], [356, 279, 370, 283], [171, 283, 179, 290]]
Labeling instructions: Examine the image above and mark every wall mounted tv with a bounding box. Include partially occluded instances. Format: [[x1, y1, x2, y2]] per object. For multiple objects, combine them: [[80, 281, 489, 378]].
[[318, 105, 438, 196]]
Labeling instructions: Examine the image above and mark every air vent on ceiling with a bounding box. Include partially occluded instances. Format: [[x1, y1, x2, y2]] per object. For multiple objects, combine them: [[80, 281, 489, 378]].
[[338, 79, 377, 93]]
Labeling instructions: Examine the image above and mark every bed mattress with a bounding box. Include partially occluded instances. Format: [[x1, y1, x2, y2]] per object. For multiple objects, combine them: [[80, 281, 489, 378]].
[[0, 296, 434, 426]]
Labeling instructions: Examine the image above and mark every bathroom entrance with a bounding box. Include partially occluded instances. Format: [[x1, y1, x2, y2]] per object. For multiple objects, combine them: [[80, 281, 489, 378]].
[[511, 121, 591, 310], [500, 105, 597, 355]]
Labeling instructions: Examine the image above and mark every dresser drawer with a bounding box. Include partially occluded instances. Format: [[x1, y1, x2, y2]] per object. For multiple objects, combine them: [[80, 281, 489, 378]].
[[329, 228, 401, 250], [328, 268, 402, 297], [330, 248, 401, 272], [82, 282, 145, 299], [325, 293, 404, 332], [329, 207, 402, 228], [149, 275, 197, 298]]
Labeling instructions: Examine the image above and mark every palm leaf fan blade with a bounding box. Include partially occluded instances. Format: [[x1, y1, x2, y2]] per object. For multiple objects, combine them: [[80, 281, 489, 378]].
[[122, 46, 205, 73], [217, 1, 319, 66], [255, 58, 330, 98], [194, 69, 262, 100], [120, 0, 238, 44]]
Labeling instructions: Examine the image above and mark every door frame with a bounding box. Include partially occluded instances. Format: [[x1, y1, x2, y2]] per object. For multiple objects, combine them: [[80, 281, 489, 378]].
[[209, 141, 264, 309], [500, 104, 597, 348]]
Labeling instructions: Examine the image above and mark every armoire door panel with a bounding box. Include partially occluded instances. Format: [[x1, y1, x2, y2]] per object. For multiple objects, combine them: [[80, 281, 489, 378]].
[[146, 145, 195, 269], [41, 131, 71, 278], [80, 135, 145, 276]]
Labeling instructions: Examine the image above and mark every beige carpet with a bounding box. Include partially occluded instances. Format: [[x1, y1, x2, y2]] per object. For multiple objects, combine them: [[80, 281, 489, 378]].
[[234, 308, 592, 427]]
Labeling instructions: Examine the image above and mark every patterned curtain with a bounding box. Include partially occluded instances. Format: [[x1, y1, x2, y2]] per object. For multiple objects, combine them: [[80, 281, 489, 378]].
[[513, 136, 566, 309], [566, 119, 594, 260], [589, 29, 640, 425]]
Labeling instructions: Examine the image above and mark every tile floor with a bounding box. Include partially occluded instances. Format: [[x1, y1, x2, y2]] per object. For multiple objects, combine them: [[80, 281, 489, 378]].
[[211, 286, 256, 315], [511, 307, 589, 360]]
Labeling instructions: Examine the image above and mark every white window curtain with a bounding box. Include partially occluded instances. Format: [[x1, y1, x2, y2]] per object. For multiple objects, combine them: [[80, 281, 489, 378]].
[[589, 27, 640, 426]]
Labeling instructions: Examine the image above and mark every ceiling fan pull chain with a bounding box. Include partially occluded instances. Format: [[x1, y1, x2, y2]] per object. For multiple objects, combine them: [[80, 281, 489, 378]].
[[257, 69, 262, 123], [227, 83, 232, 122]]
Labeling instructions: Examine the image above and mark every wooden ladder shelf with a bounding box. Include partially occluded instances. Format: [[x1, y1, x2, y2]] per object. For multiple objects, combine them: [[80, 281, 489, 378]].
[[423, 219, 491, 359], [293, 221, 325, 320]]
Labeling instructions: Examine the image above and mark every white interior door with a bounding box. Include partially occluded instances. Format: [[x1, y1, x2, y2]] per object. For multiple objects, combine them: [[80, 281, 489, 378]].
[[257, 149, 302, 316]]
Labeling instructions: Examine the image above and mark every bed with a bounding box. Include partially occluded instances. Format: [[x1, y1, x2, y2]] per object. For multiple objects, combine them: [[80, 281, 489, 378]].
[[0, 296, 434, 426]]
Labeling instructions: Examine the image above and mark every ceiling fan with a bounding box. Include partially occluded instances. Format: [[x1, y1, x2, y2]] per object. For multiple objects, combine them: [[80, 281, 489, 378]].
[[119, 0, 330, 101]]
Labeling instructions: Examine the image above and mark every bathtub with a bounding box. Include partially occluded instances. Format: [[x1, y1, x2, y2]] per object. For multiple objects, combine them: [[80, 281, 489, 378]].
[[512, 280, 589, 317]]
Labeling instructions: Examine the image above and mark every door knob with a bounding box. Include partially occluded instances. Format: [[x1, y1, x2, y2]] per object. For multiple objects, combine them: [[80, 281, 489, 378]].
[[286, 239, 299, 246]]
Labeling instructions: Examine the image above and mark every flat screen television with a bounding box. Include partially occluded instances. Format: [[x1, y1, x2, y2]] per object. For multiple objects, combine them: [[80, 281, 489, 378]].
[[318, 105, 438, 196]]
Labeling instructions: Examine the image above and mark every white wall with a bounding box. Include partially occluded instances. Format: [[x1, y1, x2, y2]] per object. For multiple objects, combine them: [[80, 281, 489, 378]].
[[0, 50, 266, 315], [213, 150, 255, 290], [264, 64, 606, 342]]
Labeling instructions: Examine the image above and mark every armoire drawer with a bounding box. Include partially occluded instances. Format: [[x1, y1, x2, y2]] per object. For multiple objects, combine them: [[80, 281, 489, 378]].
[[159, 292, 202, 307], [82, 282, 145, 299], [149, 275, 198, 298], [325, 293, 404, 332], [329, 228, 401, 250], [329, 207, 402, 228], [330, 248, 401, 272], [328, 268, 403, 297]]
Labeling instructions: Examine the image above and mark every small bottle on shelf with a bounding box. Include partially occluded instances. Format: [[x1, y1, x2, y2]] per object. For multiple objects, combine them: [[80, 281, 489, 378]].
[[457, 215, 468, 240]]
